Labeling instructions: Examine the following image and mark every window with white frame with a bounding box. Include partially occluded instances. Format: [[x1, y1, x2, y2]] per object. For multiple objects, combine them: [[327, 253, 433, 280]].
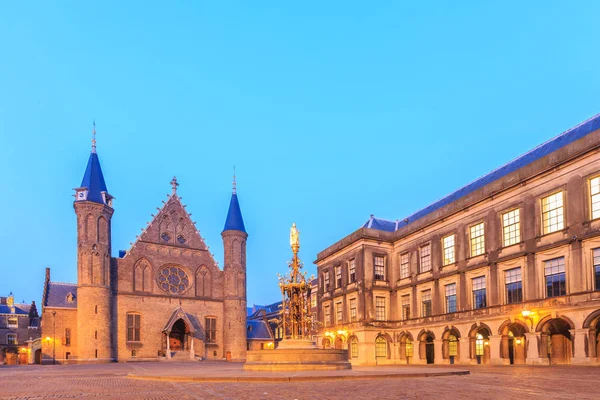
[[470, 223, 485, 257], [374, 256, 385, 280], [442, 235, 455, 265], [591, 176, 600, 220], [335, 265, 342, 288], [502, 209, 521, 246], [324, 305, 331, 327], [350, 337, 358, 358], [323, 270, 330, 292], [336, 301, 343, 323], [445, 283, 457, 313], [505, 267, 523, 304], [7, 317, 18, 329], [127, 313, 141, 342], [350, 298, 357, 322], [420, 244, 431, 273], [544, 257, 566, 297], [7, 333, 17, 345], [421, 289, 432, 317], [594, 248, 600, 291], [400, 252, 410, 279], [401, 295, 410, 320], [375, 296, 386, 321], [542, 191, 564, 234], [348, 259, 356, 283], [472, 276, 487, 309]]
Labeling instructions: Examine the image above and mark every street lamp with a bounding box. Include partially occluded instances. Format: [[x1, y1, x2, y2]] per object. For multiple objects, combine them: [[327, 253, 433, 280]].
[[52, 311, 56, 365]]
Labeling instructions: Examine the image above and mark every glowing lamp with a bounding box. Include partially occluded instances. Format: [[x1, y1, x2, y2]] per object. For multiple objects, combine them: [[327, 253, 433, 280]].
[[516, 339, 522, 345], [45, 336, 51, 343], [521, 310, 531, 318], [484, 341, 489, 346]]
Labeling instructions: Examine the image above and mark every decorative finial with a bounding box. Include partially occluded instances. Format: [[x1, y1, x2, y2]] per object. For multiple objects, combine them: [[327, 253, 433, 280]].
[[170, 176, 179, 194], [91, 120, 97, 153], [232, 166, 237, 194]]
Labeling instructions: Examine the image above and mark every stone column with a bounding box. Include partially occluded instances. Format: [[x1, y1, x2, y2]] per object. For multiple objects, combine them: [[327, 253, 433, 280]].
[[489, 335, 505, 365], [459, 338, 471, 365], [190, 335, 195, 359], [525, 332, 547, 365], [166, 332, 171, 359], [434, 339, 446, 364], [570, 329, 590, 365]]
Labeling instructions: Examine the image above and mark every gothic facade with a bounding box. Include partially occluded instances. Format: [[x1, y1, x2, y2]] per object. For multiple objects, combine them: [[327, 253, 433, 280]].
[[41, 134, 248, 364]]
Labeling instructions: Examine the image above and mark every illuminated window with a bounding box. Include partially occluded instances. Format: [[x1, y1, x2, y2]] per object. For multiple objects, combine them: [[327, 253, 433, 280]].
[[375, 336, 387, 358], [336, 301, 343, 323], [475, 333, 484, 356], [7, 334, 17, 345], [591, 177, 600, 220], [349, 298, 357, 322], [505, 267, 523, 304], [374, 256, 385, 280], [311, 294, 317, 308], [420, 244, 431, 273], [349, 337, 358, 358], [544, 257, 566, 298], [472, 276, 487, 309], [205, 317, 216, 343], [323, 271, 330, 292], [542, 192, 564, 234], [324, 305, 331, 327], [348, 259, 356, 283], [405, 339, 413, 357], [375, 297, 386, 321], [445, 283, 457, 313], [448, 335, 458, 356], [421, 289, 432, 317], [126, 313, 141, 342], [335, 266, 342, 288], [401, 295, 410, 320], [442, 235, 455, 265], [502, 209, 521, 246], [470, 223, 485, 257], [7, 317, 18, 329], [594, 248, 600, 291], [400, 253, 410, 279]]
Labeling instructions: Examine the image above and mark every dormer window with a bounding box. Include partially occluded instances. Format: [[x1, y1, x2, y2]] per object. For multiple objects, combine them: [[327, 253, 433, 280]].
[[161, 233, 171, 242], [66, 292, 75, 303], [177, 235, 186, 244], [7, 317, 18, 328], [75, 189, 88, 201]]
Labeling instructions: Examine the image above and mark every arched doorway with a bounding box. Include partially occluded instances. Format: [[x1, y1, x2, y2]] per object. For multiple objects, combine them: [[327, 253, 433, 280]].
[[539, 317, 573, 365], [322, 337, 331, 349], [34, 349, 42, 364], [499, 320, 528, 365], [442, 327, 460, 364], [398, 332, 414, 364], [582, 309, 600, 361], [469, 324, 491, 364], [334, 335, 345, 350], [169, 319, 188, 351], [418, 330, 435, 364]]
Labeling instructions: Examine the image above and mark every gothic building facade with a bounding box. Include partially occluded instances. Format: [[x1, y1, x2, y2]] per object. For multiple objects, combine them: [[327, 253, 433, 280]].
[[315, 113, 600, 366], [41, 132, 248, 364]]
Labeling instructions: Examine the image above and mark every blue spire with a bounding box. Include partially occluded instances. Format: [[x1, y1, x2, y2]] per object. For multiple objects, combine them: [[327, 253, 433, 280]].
[[78, 122, 109, 205], [223, 171, 246, 233]]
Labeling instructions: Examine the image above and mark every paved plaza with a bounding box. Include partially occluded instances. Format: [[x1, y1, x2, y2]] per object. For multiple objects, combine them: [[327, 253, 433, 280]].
[[0, 362, 598, 399]]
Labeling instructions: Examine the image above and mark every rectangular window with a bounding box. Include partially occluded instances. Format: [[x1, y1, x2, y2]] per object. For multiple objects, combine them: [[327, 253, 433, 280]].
[[350, 298, 357, 322], [420, 244, 431, 273], [400, 253, 410, 279], [502, 209, 521, 246], [336, 301, 343, 323], [375, 296, 386, 321], [401, 295, 410, 320], [335, 266, 342, 288], [348, 259, 356, 283], [311, 294, 317, 308], [505, 267, 523, 304], [445, 283, 457, 313], [374, 256, 385, 280], [542, 192, 564, 234], [324, 271, 330, 292], [126, 313, 141, 342], [472, 276, 487, 309], [594, 248, 600, 291], [7, 317, 18, 329], [442, 235, 455, 265], [7, 334, 17, 345], [350, 340, 358, 358], [470, 223, 485, 257], [544, 257, 566, 298], [592, 177, 600, 220], [324, 305, 331, 327], [65, 328, 71, 346], [421, 290, 432, 317], [205, 317, 216, 342]]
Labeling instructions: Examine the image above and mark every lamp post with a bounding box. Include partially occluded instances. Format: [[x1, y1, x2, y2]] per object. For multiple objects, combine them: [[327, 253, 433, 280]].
[[52, 311, 56, 365]]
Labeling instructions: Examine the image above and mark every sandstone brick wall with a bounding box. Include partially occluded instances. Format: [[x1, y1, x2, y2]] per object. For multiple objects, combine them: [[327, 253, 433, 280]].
[[41, 308, 77, 364]]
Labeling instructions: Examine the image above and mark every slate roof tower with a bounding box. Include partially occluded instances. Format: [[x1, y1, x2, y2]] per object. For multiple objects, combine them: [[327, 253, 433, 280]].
[[221, 171, 248, 361], [73, 122, 115, 362]]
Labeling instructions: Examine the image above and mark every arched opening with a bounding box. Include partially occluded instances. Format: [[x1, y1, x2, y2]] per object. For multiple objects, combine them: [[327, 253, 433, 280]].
[[34, 349, 41, 364], [398, 332, 414, 364], [375, 336, 389, 359], [418, 331, 435, 364], [348, 336, 358, 360], [469, 325, 491, 364], [442, 327, 461, 364], [169, 319, 189, 351], [582, 309, 600, 361], [540, 317, 573, 365], [322, 337, 331, 349], [499, 320, 528, 365], [334, 335, 345, 350]]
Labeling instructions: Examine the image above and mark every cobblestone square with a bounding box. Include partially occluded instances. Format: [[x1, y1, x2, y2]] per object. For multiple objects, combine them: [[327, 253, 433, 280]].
[[0, 362, 598, 400]]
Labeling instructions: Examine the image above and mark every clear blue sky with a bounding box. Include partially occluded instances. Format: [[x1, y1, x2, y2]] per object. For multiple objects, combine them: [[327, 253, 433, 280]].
[[1, 2, 599, 307]]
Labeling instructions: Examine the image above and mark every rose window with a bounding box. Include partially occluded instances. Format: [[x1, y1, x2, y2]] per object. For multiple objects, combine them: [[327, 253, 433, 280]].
[[157, 266, 190, 294]]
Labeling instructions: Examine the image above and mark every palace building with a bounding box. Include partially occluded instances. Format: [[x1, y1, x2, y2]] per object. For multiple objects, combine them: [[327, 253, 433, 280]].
[[314, 113, 600, 366], [41, 128, 248, 364]]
